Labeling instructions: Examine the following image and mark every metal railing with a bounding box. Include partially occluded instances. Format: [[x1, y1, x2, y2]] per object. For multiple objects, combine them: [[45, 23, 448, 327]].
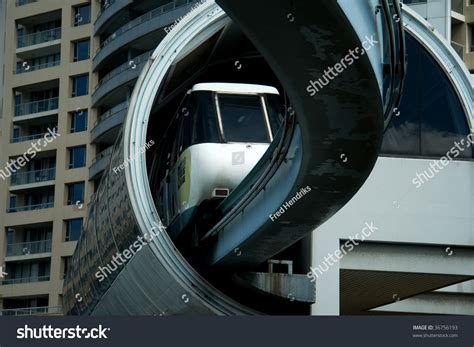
[[2, 275, 50, 285], [7, 202, 54, 213], [6, 239, 52, 257], [0, 306, 62, 316], [16, 59, 60, 74], [91, 147, 113, 165], [17, 28, 61, 49], [452, 0, 464, 14], [11, 168, 56, 186], [15, 97, 59, 117], [94, 101, 129, 127], [94, 51, 153, 92], [12, 132, 54, 143], [451, 41, 464, 58], [96, 0, 195, 54], [15, 0, 38, 6]]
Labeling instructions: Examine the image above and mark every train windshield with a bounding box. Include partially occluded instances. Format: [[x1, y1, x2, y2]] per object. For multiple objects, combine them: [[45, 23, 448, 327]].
[[217, 94, 271, 143]]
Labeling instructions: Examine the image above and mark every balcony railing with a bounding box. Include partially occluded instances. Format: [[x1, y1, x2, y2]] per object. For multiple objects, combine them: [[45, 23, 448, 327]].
[[15, 0, 38, 6], [7, 202, 54, 213], [95, 101, 129, 127], [16, 59, 60, 74], [0, 306, 62, 316], [94, 51, 153, 92], [451, 41, 464, 59], [452, 0, 464, 14], [12, 132, 56, 143], [2, 275, 50, 285], [17, 28, 61, 49], [96, 0, 195, 54], [15, 97, 59, 117], [6, 239, 52, 257], [11, 168, 56, 186], [91, 147, 113, 165]]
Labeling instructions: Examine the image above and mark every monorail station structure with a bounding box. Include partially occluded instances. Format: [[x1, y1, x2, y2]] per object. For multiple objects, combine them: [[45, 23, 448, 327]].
[[60, 0, 474, 316]]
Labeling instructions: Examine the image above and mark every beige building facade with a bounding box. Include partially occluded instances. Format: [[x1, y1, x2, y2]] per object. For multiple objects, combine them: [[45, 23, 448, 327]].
[[0, 0, 95, 315]]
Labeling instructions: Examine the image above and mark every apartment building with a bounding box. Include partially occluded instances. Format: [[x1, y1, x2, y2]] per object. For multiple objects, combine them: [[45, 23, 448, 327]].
[[0, 0, 94, 315], [405, 0, 474, 71], [0, 0, 198, 316]]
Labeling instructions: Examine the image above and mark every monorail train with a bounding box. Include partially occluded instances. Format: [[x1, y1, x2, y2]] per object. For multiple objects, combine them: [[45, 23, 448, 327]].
[[150, 83, 284, 244]]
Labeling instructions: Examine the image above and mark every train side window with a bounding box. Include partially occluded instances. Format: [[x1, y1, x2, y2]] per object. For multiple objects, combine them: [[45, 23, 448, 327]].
[[217, 94, 270, 143], [180, 94, 194, 154], [265, 95, 284, 136], [192, 91, 220, 145]]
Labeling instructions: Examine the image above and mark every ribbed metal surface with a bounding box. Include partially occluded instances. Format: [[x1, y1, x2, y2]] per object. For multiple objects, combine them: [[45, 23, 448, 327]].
[[340, 270, 471, 314]]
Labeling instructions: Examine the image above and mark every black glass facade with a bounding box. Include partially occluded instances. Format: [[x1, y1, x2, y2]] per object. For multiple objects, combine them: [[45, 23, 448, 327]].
[[382, 34, 471, 158]]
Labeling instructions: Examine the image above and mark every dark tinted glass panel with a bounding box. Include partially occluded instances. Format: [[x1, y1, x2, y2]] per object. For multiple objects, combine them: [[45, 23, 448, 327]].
[[68, 182, 85, 204], [75, 4, 91, 26], [72, 110, 88, 133], [74, 40, 90, 61], [191, 91, 220, 145], [382, 34, 471, 158], [73, 75, 89, 97], [69, 146, 86, 168], [218, 94, 270, 143], [265, 94, 284, 136], [66, 219, 82, 241]]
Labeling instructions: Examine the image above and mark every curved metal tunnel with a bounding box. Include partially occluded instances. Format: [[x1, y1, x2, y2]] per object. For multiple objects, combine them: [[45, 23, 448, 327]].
[[63, 0, 406, 315]]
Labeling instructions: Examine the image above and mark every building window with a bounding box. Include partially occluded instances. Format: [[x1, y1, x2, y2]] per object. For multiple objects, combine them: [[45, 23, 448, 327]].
[[67, 182, 85, 205], [65, 219, 83, 241], [471, 25, 474, 52], [74, 4, 91, 26], [73, 39, 90, 62], [62, 256, 71, 279], [71, 110, 88, 133], [68, 146, 86, 169], [72, 74, 89, 97], [9, 196, 17, 212]]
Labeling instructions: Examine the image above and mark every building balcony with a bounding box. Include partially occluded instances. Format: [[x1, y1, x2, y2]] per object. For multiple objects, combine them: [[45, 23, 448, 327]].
[[92, 51, 152, 107], [89, 147, 113, 179], [14, 97, 59, 118], [11, 132, 54, 144], [15, 59, 60, 75], [17, 28, 61, 50], [95, 0, 133, 34], [0, 306, 62, 316], [2, 275, 50, 285], [15, 0, 38, 6], [7, 202, 54, 214], [11, 168, 56, 187], [451, 41, 465, 59], [93, 0, 196, 70], [91, 101, 128, 144], [6, 239, 52, 257]]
